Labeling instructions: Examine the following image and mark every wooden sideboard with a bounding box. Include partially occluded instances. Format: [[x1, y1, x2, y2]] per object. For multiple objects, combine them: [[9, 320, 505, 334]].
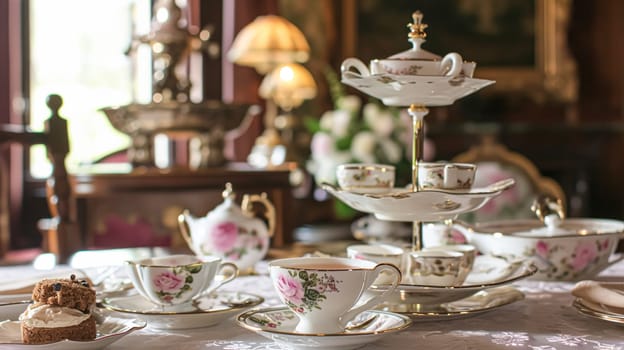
[[70, 162, 295, 252]]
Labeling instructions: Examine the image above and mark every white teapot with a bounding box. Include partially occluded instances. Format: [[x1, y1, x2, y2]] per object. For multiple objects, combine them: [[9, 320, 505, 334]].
[[178, 182, 275, 273], [341, 11, 472, 79]]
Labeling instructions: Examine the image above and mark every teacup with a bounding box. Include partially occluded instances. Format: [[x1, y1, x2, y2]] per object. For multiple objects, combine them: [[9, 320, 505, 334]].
[[336, 163, 395, 194], [269, 257, 401, 334], [422, 244, 477, 282], [346, 244, 405, 284], [126, 254, 238, 308], [406, 250, 470, 286], [417, 162, 476, 190]]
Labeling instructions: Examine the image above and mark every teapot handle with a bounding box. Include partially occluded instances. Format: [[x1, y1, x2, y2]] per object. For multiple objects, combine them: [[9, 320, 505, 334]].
[[177, 210, 195, 249], [242, 193, 276, 238]]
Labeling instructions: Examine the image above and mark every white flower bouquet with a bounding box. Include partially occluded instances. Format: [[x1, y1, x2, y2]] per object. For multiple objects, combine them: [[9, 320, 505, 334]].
[[306, 70, 415, 191]]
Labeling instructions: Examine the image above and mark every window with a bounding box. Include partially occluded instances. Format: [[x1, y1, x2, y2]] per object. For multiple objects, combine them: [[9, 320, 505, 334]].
[[28, 0, 152, 177]]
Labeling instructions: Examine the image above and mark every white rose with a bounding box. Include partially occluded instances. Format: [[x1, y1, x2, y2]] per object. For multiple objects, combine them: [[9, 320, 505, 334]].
[[331, 110, 352, 138], [379, 139, 402, 164], [351, 131, 377, 164], [363, 103, 380, 123], [312, 150, 351, 184], [369, 110, 395, 138], [310, 132, 335, 158], [336, 95, 361, 114], [319, 110, 334, 131]]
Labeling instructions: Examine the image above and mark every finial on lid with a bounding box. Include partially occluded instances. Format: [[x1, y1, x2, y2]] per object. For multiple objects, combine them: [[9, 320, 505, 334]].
[[222, 182, 235, 200], [407, 11, 428, 40]]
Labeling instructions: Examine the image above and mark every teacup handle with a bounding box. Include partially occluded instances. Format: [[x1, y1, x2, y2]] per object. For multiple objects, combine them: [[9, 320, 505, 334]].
[[200, 262, 239, 297], [341, 58, 371, 77], [339, 263, 401, 328], [441, 52, 463, 77]]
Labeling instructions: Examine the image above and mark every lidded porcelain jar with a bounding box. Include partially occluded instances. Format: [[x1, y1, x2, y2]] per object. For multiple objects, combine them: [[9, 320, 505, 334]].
[[341, 11, 474, 79], [178, 182, 276, 273]]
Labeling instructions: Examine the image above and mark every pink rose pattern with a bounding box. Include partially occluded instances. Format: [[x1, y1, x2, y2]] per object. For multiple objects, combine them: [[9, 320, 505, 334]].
[[154, 271, 184, 291], [201, 222, 266, 261], [153, 264, 202, 304], [572, 241, 598, 272], [276, 275, 304, 305], [211, 222, 239, 252], [275, 271, 341, 314], [529, 239, 613, 279]]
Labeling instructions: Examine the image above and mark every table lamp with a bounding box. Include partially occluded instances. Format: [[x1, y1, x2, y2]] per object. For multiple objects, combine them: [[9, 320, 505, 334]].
[[227, 15, 314, 167], [255, 63, 317, 166]]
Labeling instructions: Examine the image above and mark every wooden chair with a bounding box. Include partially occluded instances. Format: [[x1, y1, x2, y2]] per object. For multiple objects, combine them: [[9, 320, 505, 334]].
[[452, 135, 566, 222], [0, 94, 80, 262]]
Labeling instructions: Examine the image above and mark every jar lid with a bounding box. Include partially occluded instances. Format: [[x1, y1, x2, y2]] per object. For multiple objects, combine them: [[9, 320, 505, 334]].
[[473, 217, 624, 238], [386, 11, 441, 61]]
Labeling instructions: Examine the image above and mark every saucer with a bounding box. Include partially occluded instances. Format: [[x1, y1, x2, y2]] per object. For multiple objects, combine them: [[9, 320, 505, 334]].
[[322, 179, 514, 222], [101, 291, 263, 329], [237, 306, 411, 350], [0, 308, 145, 350], [341, 70, 495, 107], [369, 256, 536, 306], [379, 286, 524, 321], [573, 297, 624, 325]]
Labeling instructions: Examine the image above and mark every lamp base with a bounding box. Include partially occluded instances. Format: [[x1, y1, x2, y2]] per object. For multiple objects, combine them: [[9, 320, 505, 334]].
[[247, 143, 287, 168]]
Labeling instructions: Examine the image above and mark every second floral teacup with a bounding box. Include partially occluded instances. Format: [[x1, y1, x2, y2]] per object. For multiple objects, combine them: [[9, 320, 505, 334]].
[[126, 254, 238, 308], [336, 163, 395, 194], [417, 162, 476, 190], [405, 250, 470, 286], [269, 257, 401, 334]]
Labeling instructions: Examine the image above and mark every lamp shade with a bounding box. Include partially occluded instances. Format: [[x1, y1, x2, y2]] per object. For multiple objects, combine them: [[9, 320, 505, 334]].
[[227, 15, 310, 74], [259, 63, 317, 111]]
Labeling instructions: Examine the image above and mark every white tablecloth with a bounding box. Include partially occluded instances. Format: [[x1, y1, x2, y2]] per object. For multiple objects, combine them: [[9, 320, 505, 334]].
[[2, 258, 624, 349]]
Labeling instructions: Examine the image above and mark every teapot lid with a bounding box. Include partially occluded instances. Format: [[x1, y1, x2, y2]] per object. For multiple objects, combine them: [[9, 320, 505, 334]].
[[222, 182, 236, 201], [386, 11, 442, 61]]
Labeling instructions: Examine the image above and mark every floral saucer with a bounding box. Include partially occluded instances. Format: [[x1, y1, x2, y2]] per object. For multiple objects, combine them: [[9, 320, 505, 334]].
[[0, 307, 145, 350], [369, 255, 536, 307], [380, 286, 524, 321], [237, 306, 411, 350], [573, 297, 624, 325], [101, 291, 263, 329], [322, 179, 515, 222]]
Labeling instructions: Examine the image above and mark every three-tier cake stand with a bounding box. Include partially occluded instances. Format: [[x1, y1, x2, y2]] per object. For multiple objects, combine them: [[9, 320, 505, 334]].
[[321, 11, 534, 314]]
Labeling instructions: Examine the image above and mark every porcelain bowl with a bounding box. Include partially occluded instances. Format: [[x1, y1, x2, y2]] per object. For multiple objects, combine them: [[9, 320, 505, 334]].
[[455, 218, 624, 281]]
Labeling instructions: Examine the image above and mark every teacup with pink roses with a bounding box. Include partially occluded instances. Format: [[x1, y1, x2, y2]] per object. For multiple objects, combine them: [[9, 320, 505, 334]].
[[269, 257, 401, 334], [126, 254, 238, 308]]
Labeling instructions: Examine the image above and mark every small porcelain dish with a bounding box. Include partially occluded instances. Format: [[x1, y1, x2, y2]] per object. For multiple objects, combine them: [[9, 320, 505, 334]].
[[101, 290, 263, 330], [457, 216, 624, 281], [0, 306, 145, 350]]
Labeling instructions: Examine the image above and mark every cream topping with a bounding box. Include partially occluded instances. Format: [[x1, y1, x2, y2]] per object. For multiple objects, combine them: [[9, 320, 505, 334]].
[[19, 303, 90, 328]]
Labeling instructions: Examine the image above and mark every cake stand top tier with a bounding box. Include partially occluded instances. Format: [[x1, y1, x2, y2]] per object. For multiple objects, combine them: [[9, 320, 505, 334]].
[[340, 11, 495, 107]]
